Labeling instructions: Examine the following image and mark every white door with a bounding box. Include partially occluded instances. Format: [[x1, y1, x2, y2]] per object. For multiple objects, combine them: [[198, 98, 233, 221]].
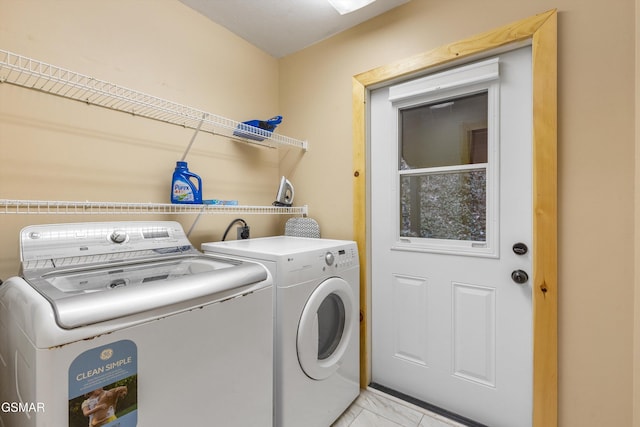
[[371, 47, 533, 427]]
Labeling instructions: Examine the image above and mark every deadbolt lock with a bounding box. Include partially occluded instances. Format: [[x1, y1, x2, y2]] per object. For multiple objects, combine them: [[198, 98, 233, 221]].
[[512, 242, 528, 255]]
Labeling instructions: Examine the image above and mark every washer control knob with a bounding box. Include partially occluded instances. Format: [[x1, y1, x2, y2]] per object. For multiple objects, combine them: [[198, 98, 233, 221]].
[[110, 230, 127, 244], [325, 252, 335, 266]]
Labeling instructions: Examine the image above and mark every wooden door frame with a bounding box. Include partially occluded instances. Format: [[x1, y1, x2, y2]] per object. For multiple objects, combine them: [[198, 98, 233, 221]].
[[352, 10, 557, 427]]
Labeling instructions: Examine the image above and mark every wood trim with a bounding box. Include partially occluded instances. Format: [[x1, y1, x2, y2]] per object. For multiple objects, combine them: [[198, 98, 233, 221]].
[[352, 76, 369, 386], [531, 11, 558, 427], [352, 9, 557, 427]]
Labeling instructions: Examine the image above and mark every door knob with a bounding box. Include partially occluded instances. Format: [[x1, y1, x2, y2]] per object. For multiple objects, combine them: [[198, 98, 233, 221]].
[[511, 270, 529, 284]]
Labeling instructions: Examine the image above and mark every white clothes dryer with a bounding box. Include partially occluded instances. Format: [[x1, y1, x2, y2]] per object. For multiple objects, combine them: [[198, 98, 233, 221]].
[[202, 236, 360, 427]]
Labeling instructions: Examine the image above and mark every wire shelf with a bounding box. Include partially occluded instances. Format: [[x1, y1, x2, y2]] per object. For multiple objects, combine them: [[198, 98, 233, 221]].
[[0, 199, 308, 216], [0, 49, 308, 150]]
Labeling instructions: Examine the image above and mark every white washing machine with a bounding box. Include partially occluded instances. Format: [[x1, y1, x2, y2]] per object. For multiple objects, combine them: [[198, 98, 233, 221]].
[[202, 236, 360, 427], [0, 221, 273, 427]]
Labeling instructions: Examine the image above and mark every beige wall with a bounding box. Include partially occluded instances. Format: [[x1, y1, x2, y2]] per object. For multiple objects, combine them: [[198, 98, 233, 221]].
[[0, 0, 287, 279], [1, 1, 638, 426], [635, 0, 639, 425], [279, 1, 637, 426]]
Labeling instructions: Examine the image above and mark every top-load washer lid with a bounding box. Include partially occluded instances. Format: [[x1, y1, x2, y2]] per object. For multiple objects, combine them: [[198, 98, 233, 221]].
[[19, 221, 268, 329], [40, 255, 236, 293]]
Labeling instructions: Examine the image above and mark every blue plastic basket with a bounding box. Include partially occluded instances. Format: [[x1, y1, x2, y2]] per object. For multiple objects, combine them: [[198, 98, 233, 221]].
[[233, 115, 282, 141]]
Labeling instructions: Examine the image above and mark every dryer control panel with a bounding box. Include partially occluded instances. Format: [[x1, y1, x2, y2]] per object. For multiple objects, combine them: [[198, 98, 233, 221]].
[[323, 247, 357, 269], [281, 243, 358, 286]]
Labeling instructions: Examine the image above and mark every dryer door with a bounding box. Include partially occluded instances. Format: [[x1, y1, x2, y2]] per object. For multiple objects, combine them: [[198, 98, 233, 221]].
[[297, 277, 356, 380]]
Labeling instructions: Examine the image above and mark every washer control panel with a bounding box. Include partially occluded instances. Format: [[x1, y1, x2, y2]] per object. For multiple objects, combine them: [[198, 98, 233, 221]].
[[20, 221, 196, 269], [109, 229, 129, 244]]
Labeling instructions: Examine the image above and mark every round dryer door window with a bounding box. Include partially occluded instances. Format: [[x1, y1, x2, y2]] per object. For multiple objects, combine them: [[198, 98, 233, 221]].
[[297, 277, 356, 380]]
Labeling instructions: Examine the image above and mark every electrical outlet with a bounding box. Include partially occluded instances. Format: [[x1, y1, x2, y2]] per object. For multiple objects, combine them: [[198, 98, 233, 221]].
[[237, 226, 250, 240]]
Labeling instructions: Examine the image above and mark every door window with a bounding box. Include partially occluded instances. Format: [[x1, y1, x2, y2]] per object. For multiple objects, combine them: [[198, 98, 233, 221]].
[[400, 92, 488, 169], [400, 169, 487, 242], [399, 92, 488, 243], [389, 59, 500, 256]]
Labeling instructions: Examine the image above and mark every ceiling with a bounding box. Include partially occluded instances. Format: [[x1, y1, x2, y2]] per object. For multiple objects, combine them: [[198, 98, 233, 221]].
[[179, 0, 411, 58]]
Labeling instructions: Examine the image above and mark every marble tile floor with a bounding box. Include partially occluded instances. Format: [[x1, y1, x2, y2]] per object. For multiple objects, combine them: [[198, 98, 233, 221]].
[[332, 388, 469, 427]]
